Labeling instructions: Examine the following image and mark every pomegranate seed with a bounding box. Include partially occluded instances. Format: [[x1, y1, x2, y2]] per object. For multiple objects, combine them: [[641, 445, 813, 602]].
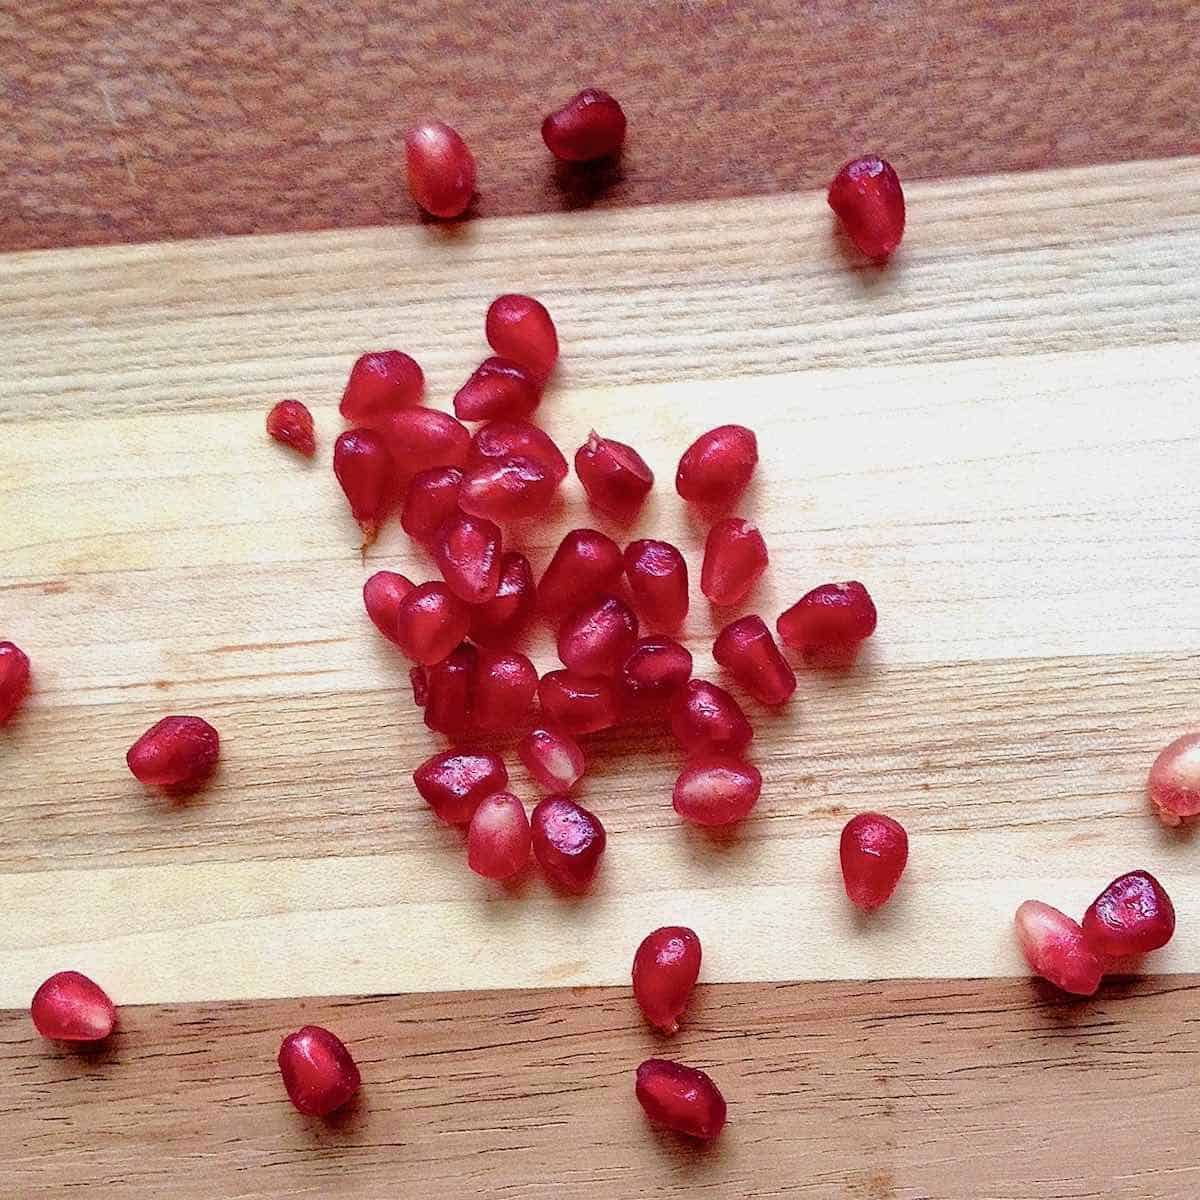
[[635, 1059, 726, 1140], [675, 425, 757, 507], [459, 456, 558, 523], [373, 407, 470, 482], [266, 399, 316, 457], [1148, 732, 1200, 826], [454, 357, 542, 422], [126, 716, 220, 792], [474, 648, 538, 733], [470, 418, 569, 482], [531, 796, 606, 890], [339, 351, 423, 422], [468, 793, 532, 880], [673, 755, 761, 826], [1013, 900, 1103, 996], [828, 156, 905, 261], [777, 581, 877, 661], [632, 927, 701, 1035], [701, 518, 768, 607], [574, 431, 654, 522], [1082, 870, 1176, 958], [393, 581, 471, 665], [538, 670, 622, 735], [277, 1025, 361, 1116], [485, 294, 558, 379], [433, 510, 503, 604], [621, 636, 693, 714], [333, 428, 394, 547], [410, 665, 429, 707], [414, 747, 507, 825], [537, 528, 623, 616], [424, 643, 477, 737], [557, 594, 639, 677], [519, 724, 586, 792], [0, 641, 31, 725], [401, 466, 463, 546], [405, 120, 476, 219], [712, 615, 796, 706], [669, 679, 752, 756], [839, 813, 908, 911], [469, 551, 536, 647], [542, 88, 627, 162], [363, 571, 414, 643], [31, 971, 115, 1042], [624, 539, 688, 631]]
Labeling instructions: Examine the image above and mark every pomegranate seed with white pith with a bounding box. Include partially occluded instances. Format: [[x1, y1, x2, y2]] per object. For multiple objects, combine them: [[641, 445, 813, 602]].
[[423, 642, 477, 737], [633, 926, 701, 1035], [635, 1059, 726, 1140], [1082, 871, 1176, 958], [557, 594, 639, 677], [669, 679, 753, 756], [394, 581, 471, 665], [673, 755, 761, 826], [459, 456, 558, 522], [531, 796, 607, 890], [575, 432, 654, 522], [701, 518, 768, 607], [538, 670, 623, 735], [469, 419, 569, 482], [485, 295, 558, 379], [454, 357, 542, 422], [333, 428, 394, 548], [277, 1025, 362, 1116], [127, 716, 220, 792], [839, 813, 908, 911], [0, 641, 31, 725], [713, 615, 796, 706], [468, 793, 532, 880], [374, 408, 470, 482], [828, 156, 906, 261], [519, 724, 586, 793], [624, 538, 688, 631], [433, 510, 503, 604], [401, 467, 464, 546], [414, 747, 508, 825], [363, 571, 414, 643], [473, 648, 538, 733], [1148, 732, 1200, 826], [676, 425, 757, 507], [1014, 900, 1103, 996], [542, 88, 627, 161], [621, 636, 693, 715], [777, 581, 877, 661], [405, 121, 476, 219], [339, 351, 424, 422], [470, 552, 536, 647], [31, 971, 116, 1042], [538, 528, 624, 616], [266, 399, 316, 457]]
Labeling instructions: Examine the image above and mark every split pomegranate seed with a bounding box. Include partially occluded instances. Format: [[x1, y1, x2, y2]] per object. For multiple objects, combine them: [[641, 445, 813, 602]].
[[433, 510, 503, 603], [485, 294, 558, 379], [339, 351, 424, 422], [470, 418, 569, 482], [557, 594, 639, 677], [469, 551, 536, 647], [669, 679, 753, 756], [1148, 732, 1200, 826], [373, 407, 470, 482], [277, 1025, 361, 1117], [468, 793, 532, 880], [537, 528, 623, 616], [405, 120, 476, 219], [828, 156, 906, 261], [0, 641, 31, 725], [542, 88, 627, 162], [333, 428, 394, 547], [266, 399, 316, 457], [676, 425, 757, 507], [1013, 900, 1103, 996], [574, 432, 654, 522], [363, 571, 414, 643], [621, 636, 693, 714], [459, 456, 558, 522], [712, 615, 796, 706], [538, 670, 623, 734], [1082, 870, 1176, 958], [531, 796, 606, 890], [423, 642, 477, 737], [673, 755, 761, 826], [519, 724, 586, 792], [839, 813, 908, 911], [410, 665, 429, 707], [624, 539, 688, 631], [777, 581, 877, 660], [473, 648, 538, 733], [453, 357, 542, 422], [31, 971, 115, 1042], [701, 518, 768, 607], [393, 581, 471, 665], [414, 747, 507, 825], [126, 715, 220, 792], [401, 466, 464, 546], [632, 926, 702, 1035], [635, 1059, 726, 1140]]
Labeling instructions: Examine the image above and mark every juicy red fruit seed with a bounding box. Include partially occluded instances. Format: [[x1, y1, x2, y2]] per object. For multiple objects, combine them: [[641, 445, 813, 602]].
[[669, 679, 753, 756], [473, 649, 538, 733], [410, 666, 429, 707], [538, 670, 623, 735], [621, 636, 693, 713], [632, 927, 702, 1035], [468, 793, 532, 881], [373, 407, 470, 483], [423, 643, 477, 737], [470, 551, 535, 647], [713, 615, 796, 706], [485, 294, 559, 380], [828, 156, 906, 262], [676, 425, 758, 507], [363, 571, 414, 643], [414, 747, 508, 826], [266, 399, 316, 457], [393, 581, 471, 665], [839, 812, 908, 911], [1082, 870, 1176, 958], [433, 510, 503, 604], [519, 724, 586, 793], [127, 715, 220, 792], [405, 120, 476, 219], [1013, 900, 1103, 997], [624, 539, 688, 631], [673, 756, 761, 826], [777, 581, 877, 660], [401, 467, 463, 546], [277, 1025, 361, 1117], [31, 971, 116, 1042], [574, 432, 654, 523], [339, 351, 423, 422], [542, 88, 627, 162], [531, 796, 607, 891], [635, 1059, 726, 1141], [459, 456, 558, 523], [1148, 732, 1200, 826], [333, 428, 394, 548], [0, 640, 31, 725], [701, 518, 768, 607], [453, 357, 542, 422], [537, 528, 624, 616], [557, 593, 639, 677], [470, 418, 569, 482]]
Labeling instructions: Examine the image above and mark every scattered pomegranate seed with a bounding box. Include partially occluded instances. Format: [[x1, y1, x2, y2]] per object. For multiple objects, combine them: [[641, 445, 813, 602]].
[[469, 551, 536, 647], [574, 432, 654, 522], [635, 1059, 726, 1140], [401, 466, 464, 546], [0, 641, 31, 725], [669, 679, 753, 756], [675, 425, 758, 507], [531, 796, 607, 890], [1148, 732, 1200, 826], [777, 581, 877, 661], [537, 528, 624, 616], [485, 295, 558, 379], [468, 793, 532, 880], [333, 428, 394, 548], [712, 615, 796, 706], [339, 351, 424, 422], [538, 670, 623, 734], [469, 418, 569, 483], [624, 539, 688, 631], [459, 456, 558, 523], [277, 1025, 362, 1117], [1082, 870, 1176, 958], [126, 715, 220, 792], [519, 724, 586, 792], [433, 510, 503, 604], [454, 357, 542, 422], [31, 971, 115, 1042], [701, 518, 768, 607], [621, 636, 693, 714], [266, 399, 316, 457], [393, 581, 472, 665], [542, 88, 627, 162], [828, 156, 906, 261], [363, 571, 414, 644], [839, 813, 908, 911], [557, 593, 640, 677], [1013, 900, 1103, 996], [673, 756, 761, 826], [473, 648, 538, 733], [632, 926, 702, 1035], [373, 407, 470, 482], [414, 747, 508, 825], [405, 120, 476, 219], [424, 642, 477, 737], [410, 665, 429, 707]]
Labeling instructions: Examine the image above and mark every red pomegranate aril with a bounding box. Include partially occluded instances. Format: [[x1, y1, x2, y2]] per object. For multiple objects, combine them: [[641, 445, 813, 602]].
[[333, 428, 394, 547], [575, 432, 654, 522], [470, 418, 569, 483], [538, 670, 622, 735], [828, 156, 906, 261], [519, 724, 586, 792], [469, 551, 535, 646], [127, 716, 220, 791], [1082, 870, 1176, 958], [624, 539, 688, 631], [424, 642, 477, 737], [542, 88, 627, 162], [454, 357, 542, 422], [373, 407, 471, 482], [557, 594, 639, 677], [433, 510, 503, 604], [459, 456, 558, 522], [1013, 900, 1103, 996], [266, 399, 316, 457], [701, 518, 768, 607], [777, 581, 877, 660], [485, 294, 558, 380], [537, 528, 624, 616], [673, 756, 761, 826], [277, 1025, 361, 1117], [31, 971, 115, 1042], [363, 571, 415, 643], [713, 615, 796, 706], [401, 466, 464, 546], [405, 120, 476, 219], [635, 1059, 726, 1140], [394, 581, 471, 665], [669, 679, 753, 756], [468, 793, 532, 880], [1148, 732, 1200, 826], [339, 351, 424, 422], [0, 641, 31, 725], [632, 927, 702, 1035], [414, 747, 508, 825], [410, 665, 429, 707], [474, 649, 538, 733], [676, 425, 757, 507], [621, 636, 693, 714], [839, 813, 908, 911], [531, 796, 606, 890]]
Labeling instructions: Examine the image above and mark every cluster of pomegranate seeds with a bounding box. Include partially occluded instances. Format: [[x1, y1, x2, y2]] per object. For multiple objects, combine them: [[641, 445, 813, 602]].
[[777, 581, 877, 661], [635, 1059, 727, 1140], [459, 456, 558, 522], [575, 432, 654, 522], [828, 156, 906, 261], [469, 551, 535, 646], [363, 571, 414, 642], [676, 425, 758, 507], [839, 813, 909, 910], [537, 528, 624, 615], [670, 679, 752, 756], [557, 594, 639, 677], [393, 582, 471, 665], [673, 756, 761, 826], [1013, 901, 1103, 997], [454, 357, 542, 422], [712, 615, 795, 706], [485, 295, 559, 379], [433, 510, 502, 603], [277, 1026, 362, 1116], [1082, 871, 1175, 958], [468, 792, 532, 880], [531, 796, 607, 890], [333, 428, 394, 547], [340, 351, 424, 421], [1147, 731, 1200, 825], [0, 640, 31, 724], [404, 121, 476, 219], [519, 724, 586, 792], [266, 400, 317, 457], [624, 539, 688, 630], [701, 518, 768, 606], [538, 669, 622, 734], [414, 748, 507, 825], [31, 971, 116, 1042], [633, 927, 701, 1034], [126, 716, 220, 792], [621, 636, 693, 714], [401, 466, 463, 545], [542, 88, 627, 162]]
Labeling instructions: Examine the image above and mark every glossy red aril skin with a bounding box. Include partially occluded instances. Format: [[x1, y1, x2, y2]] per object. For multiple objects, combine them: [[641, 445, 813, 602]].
[[459, 456, 558, 522], [542, 88, 627, 161], [405, 121, 476, 219], [538, 670, 622, 735], [266, 399, 316, 457], [0, 641, 31, 725], [519, 724, 586, 792], [333, 428, 393, 546], [1082, 871, 1176, 958], [414, 748, 508, 825], [393, 581, 471, 665], [433, 510, 503, 604], [469, 552, 535, 647], [828, 156, 906, 261], [624, 539, 688, 631], [1014, 900, 1103, 996], [468, 793, 532, 880], [676, 425, 757, 507], [673, 756, 761, 826], [557, 594, 639, 677], [363, 571, 414, 643], [537, 528, 624, 616], [277, 1026, 361, 1117], [423, 643, 477, 737], [373, 408, 470, 482], [777, 581, 877, 659], [339, 351, 424, 422], [531, 796, 606, 890], [632, 927, 701, 1035], [31, 971, 116, 1042], [485, 295, 559, 379], [410, 666, 429, 707], [454, 357, 542, 422], [840, 813, 908, 911], [575, 432, 654, 522], [127, 716, 220, 791], [701, 518, 768, 607], [635, 1059, 726, 1140], [713, 615, 796, 706], [621, 636, 693, 714], [669, 679, 753, 756], [1148, 732, 1200, 825], [473, 649, 538, 733], [470, 419, 569, 483], [402, 467, 463, 546]]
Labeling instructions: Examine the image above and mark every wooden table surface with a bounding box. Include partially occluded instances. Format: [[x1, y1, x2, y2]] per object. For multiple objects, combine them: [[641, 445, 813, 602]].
[[3, 4, 1200, 1197]]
